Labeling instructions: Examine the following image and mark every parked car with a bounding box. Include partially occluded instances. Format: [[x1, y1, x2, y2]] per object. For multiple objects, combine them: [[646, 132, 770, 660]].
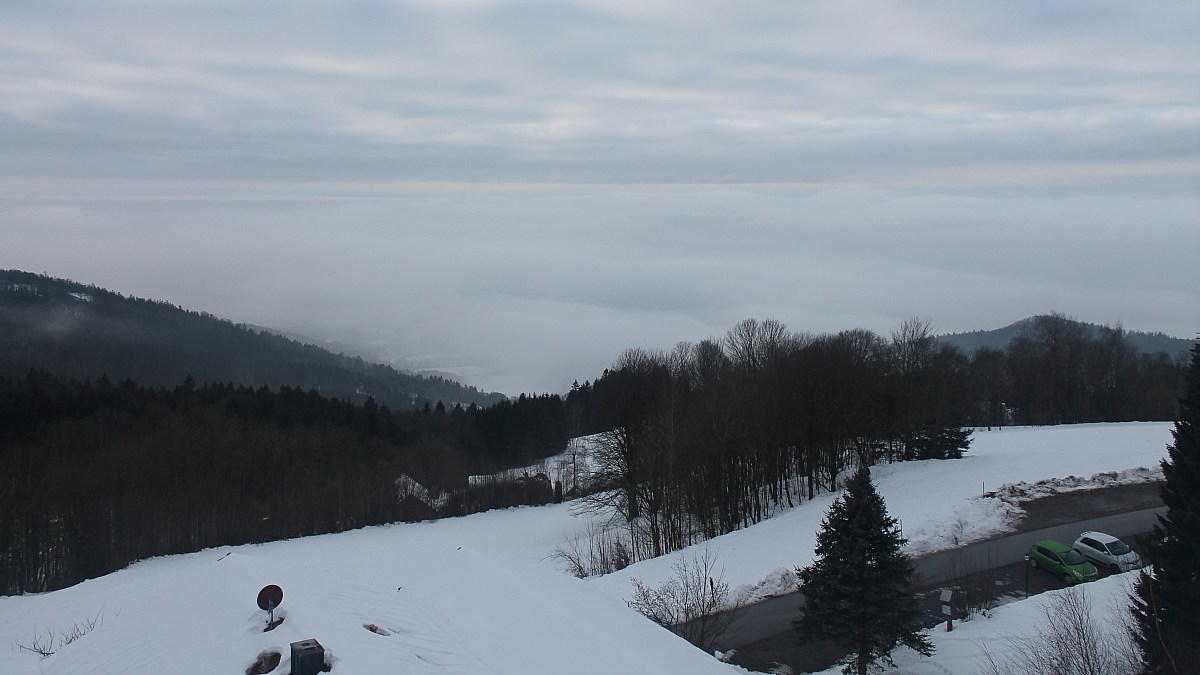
[[1026, 539, 1098, 584], [1072, 531, 1142, 573]]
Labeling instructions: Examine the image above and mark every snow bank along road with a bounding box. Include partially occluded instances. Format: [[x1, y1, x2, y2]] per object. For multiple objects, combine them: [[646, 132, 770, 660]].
[[591, 423, 1171, 608], [720, 502, 1165, 649]]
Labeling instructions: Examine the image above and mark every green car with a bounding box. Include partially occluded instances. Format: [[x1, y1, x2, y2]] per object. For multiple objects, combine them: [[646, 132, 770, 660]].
[[1026, 539, 1098, 584]]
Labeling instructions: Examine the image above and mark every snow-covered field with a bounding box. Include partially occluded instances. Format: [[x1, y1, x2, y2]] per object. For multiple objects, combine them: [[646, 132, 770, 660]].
[[0, 422, 1172, 674]]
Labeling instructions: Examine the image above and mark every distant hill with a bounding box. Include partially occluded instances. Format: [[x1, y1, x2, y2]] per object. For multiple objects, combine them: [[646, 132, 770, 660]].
[[0, 270, 506, 409], [938, 315, 1193, 358]]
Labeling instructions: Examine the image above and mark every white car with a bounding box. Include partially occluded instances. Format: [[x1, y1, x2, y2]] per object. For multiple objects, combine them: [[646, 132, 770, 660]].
[[1072, 531, 1142, 573]]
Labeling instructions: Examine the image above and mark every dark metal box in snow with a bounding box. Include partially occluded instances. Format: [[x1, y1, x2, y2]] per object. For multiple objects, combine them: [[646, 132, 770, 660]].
[[290, 638, 324, 675]]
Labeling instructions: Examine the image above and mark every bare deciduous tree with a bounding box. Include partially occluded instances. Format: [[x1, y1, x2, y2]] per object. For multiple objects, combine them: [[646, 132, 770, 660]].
[[724, 317, 793, 374], [627, 548, 741, 653]]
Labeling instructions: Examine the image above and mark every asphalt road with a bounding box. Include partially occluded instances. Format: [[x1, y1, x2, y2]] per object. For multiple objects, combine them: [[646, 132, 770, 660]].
[[718, 505, 1165, 651]]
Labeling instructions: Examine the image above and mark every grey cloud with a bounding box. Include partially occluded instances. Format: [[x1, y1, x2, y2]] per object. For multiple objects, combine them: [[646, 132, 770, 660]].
[[1, 1, 1197, 393]]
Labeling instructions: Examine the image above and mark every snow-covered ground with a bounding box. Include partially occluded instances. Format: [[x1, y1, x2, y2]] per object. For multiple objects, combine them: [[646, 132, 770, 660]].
[[590, 422, 1170, 604], [0, 511, 737, 675], [0, 422, 1172, 674]]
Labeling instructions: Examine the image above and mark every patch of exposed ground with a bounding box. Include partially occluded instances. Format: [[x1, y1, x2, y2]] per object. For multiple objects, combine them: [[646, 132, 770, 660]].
[[1016, 481, 1163, 530]]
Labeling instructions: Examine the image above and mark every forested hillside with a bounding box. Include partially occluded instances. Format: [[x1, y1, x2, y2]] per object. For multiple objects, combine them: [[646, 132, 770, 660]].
[[0, 370, 567, 594], [0, 270, 505, 409], [2, 272, 1189, 595]]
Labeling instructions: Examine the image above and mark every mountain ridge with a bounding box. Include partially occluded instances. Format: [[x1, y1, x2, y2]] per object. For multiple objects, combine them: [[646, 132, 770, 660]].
[[937, 315, 1193, 357], [0, 269, 506, 409]]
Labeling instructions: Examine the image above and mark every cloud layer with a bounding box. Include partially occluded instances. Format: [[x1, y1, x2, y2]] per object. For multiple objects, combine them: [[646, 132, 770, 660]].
[[2, 1, 1197, 393]]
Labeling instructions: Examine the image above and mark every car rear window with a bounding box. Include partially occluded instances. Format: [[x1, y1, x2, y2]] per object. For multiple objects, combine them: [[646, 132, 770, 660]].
[[1062, 549, 1087, 565]]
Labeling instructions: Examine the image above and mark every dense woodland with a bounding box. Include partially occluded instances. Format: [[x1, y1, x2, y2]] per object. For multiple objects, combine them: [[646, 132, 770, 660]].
[[0, 372, 567, 594], [0, 297, 1190, 594], [0, 270, 505, 410]]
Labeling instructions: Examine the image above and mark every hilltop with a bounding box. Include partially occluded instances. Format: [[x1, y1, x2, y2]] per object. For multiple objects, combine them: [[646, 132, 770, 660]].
[[0, 270, 505, 409], [938, 315, 1192, 357]]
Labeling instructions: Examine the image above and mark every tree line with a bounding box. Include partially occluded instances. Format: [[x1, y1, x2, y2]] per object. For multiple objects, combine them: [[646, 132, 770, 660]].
[[991, 313, 1184, 425], [0, 370, 568, 594], [1, 312, 1186, 594], [787, 335, 1200, 675], [620, 336, 1198, 675], [560, 316, 1186, 564]]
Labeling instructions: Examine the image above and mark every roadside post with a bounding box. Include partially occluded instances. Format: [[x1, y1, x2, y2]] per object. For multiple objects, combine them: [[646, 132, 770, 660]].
[[941, 589, 953, 631]]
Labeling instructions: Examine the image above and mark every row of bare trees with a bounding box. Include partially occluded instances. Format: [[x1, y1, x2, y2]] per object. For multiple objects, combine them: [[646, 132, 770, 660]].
[[566, 316, 1187, 564], [999, 313, 1183, 425], [572, 318, 972, 563]]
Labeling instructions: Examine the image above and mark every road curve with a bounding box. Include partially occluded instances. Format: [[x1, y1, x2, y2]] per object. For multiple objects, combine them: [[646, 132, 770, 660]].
[[718, 506, 1165, 649]]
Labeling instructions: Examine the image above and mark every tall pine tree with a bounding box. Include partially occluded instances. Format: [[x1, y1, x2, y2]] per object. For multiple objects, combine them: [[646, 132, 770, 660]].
[[1131, 340, 1200, 673], [795, 464, 932, 675]]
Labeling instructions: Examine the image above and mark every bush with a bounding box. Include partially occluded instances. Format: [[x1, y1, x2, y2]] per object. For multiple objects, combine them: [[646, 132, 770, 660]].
[[551, 521, 633, 578], [627, 548, 741, 653], [979, 584, 1140, 675], [17, 611, 103, 658]]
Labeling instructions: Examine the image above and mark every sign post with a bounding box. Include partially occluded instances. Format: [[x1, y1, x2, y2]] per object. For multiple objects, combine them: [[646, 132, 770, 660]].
[[940, 589, 953, 632], [257, 585, 284, 626]]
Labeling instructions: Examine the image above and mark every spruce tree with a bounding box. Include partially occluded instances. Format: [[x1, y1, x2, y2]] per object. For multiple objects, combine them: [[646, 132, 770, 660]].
[[795, 464, 932, 675], [1131, 340, 1200, 673]]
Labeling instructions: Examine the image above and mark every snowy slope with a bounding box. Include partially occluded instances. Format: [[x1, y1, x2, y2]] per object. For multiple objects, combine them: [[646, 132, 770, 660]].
[[588, 422, 1171, 603], [0, 520, 741, 674], [822, 571, 1143, 674], [0, 422, 1171, 674]]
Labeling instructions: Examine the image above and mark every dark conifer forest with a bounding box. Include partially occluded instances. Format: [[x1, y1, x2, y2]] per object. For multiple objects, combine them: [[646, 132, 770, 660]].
[[0, 371, 567, 594]]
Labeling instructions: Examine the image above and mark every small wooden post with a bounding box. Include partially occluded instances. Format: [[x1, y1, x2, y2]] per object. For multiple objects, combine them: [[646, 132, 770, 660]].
[[941, 589, 953, 631]]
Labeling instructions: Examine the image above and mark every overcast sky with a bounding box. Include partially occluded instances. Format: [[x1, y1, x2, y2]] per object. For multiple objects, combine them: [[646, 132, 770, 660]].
[[2, 1, 1198, 394]]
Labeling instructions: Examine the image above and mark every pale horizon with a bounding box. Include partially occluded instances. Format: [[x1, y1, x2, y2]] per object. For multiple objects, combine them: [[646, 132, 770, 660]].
[[3, 1, 1197, 393]]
